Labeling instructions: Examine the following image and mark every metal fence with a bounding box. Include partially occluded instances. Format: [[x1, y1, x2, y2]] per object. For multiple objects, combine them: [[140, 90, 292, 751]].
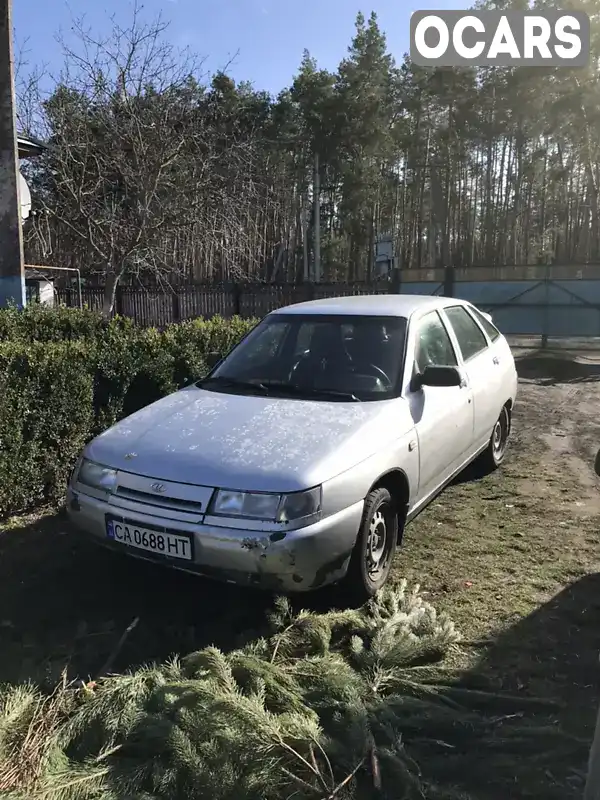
[[54, 263, 600, 340]]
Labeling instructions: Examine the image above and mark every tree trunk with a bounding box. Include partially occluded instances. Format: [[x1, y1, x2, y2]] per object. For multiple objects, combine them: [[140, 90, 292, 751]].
[[102, 271, 120, 318]]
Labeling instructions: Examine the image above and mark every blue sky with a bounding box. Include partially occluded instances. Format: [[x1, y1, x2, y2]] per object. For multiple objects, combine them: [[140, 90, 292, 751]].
[[13, 0, 470, 96]]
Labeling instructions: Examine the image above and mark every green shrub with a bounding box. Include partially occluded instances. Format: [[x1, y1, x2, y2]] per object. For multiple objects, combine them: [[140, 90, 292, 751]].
[[0, 342, 94, 514], [0, 307, 257, 517], [163, 315, 255, 386], [0, 303, 122, 342], [92, 324, 178, 432]]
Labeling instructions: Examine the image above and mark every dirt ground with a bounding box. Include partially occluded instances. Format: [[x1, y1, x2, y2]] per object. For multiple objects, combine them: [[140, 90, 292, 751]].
[[401, 345, 600, 797], [404, 344, 600, 637], [1, 343, 600, 798]]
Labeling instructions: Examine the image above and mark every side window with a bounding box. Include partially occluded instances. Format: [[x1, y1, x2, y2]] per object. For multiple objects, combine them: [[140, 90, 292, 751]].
[[469, 307, 500, 342], [414, 312, 458, 373], [444, 306, 488, 361], [237, 323, 287, 367]]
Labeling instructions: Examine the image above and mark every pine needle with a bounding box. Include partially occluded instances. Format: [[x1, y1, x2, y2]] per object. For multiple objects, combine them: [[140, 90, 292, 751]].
[[0, 582, 577, 799]]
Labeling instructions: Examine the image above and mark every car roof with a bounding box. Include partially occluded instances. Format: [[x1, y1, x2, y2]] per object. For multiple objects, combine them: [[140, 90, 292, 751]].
[[271, 293, 470, 318]]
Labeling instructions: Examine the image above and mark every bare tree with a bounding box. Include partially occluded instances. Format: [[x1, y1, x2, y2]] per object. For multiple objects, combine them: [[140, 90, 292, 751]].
[[13, 38, 47, 137], [30, 2, 267, 313], [20, 10, 600, 291]]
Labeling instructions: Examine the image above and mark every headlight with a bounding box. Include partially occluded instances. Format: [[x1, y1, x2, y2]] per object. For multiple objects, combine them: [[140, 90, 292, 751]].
[[77, 459, 118, 492], [209, 486, 321, 523], [278, 488, 321, 523]]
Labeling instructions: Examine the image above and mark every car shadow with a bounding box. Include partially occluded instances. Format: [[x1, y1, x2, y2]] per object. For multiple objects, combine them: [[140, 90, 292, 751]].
[[515, 349, 600, 384], [0, 510, 350, 687], [450, 458, 489, 486], [0, 512, 280, 686]]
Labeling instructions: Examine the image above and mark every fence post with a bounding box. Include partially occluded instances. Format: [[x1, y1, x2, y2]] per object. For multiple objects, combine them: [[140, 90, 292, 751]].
[[541, 262, 550, 349], [115, 284, 123, 316], [172, 291, 181, 323], [443, 265, 455, 297], [305, 282, 315, 300], [232, 282, 241, 315], [389, 268, 401, 294]]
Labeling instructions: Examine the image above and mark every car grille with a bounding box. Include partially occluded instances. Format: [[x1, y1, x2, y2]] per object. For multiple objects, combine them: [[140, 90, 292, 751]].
[[114, 486, 207, 515]]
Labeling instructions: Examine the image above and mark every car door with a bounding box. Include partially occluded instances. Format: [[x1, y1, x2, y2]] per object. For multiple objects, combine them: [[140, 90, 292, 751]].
[[441, 305, 498, 450], [467, 304, 516, 397], [407, 310, 475, 505]]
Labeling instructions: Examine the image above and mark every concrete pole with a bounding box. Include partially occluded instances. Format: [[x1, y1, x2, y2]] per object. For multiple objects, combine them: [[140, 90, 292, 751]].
[[313, 151, 320, 282], [0, 0, 26, 308]]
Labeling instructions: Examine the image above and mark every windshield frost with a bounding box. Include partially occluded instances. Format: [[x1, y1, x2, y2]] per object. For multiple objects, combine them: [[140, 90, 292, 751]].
[[206, 314, 407, 401]]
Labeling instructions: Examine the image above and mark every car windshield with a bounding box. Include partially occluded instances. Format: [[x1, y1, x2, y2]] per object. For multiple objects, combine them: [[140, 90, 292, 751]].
[[199, 313, 408, 401]]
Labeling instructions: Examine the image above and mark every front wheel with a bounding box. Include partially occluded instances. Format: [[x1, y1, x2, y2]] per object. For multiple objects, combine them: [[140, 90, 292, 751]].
[[477, 405, 511, 473], [341, 487, 398, 605]]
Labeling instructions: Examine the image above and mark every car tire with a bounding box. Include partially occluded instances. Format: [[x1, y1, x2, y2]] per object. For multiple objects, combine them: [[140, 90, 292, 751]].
[[477, 405, 511, 473], [342, 486, 399, 605]]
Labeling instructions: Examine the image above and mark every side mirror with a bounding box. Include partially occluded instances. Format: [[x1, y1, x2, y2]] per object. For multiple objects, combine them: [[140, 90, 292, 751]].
[[205, 352, 222, 369], [594, 449, 600, 476], [413, 365, 462, 389]]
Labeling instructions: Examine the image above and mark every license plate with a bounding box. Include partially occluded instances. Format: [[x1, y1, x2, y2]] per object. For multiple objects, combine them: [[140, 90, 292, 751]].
[[106, 518, 192, 561]]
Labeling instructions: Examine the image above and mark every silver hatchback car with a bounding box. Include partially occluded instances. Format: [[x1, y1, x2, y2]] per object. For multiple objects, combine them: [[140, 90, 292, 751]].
[[66, 295, 517, 601]]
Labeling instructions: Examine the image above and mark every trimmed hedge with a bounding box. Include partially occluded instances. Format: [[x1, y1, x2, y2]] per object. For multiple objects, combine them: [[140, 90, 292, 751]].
[[0, 306, 256, 517], [0, 303, 117, 342]]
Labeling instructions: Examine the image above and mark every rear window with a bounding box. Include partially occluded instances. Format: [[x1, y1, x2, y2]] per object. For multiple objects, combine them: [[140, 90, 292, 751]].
[[470, 307, 500, 342]]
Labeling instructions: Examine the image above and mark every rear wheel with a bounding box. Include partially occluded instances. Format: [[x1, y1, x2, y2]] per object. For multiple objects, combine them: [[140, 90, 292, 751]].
[[477, 405, 511, 473], [342, 487, 398, 605]]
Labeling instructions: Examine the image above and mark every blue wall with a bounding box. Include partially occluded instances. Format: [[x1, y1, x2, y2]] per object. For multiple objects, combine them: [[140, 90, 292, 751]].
[[400, 279, 600, 337]]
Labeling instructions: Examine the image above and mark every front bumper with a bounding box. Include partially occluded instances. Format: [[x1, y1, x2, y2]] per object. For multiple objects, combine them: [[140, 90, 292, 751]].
[[65, 486, 363, 592]]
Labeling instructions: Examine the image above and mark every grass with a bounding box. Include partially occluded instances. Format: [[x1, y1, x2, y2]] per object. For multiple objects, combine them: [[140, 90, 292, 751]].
[[2, 356, 600, 797]]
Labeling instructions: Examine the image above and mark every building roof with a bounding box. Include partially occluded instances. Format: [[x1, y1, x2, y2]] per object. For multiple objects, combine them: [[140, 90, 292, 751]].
[[17, 133, 46, 158], [274, 293, 469, 318]]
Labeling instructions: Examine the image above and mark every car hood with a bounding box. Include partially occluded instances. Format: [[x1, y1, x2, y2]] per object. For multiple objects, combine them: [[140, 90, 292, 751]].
[[85, 386, 412, 492]]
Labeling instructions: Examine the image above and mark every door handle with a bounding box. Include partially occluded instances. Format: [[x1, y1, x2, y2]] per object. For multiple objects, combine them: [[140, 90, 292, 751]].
[[493, 356, 500, 365]]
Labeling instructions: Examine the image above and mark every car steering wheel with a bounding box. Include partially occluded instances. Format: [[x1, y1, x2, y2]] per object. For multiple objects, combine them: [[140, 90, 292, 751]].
[[289, 352, 344, 382], [358, 364, 392, 389], [288, 352, 308, 378]]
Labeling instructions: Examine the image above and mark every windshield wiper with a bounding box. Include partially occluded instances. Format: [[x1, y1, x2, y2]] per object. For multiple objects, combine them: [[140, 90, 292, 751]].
[[198, 377, 359, 401], [197, 376, 268, 392], [257, 381, 359, 402]]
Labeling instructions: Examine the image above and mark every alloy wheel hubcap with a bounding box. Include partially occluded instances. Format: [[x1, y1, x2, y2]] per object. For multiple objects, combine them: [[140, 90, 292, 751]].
[[493, 411, 508, 456], [366, 509, 387, 576]]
